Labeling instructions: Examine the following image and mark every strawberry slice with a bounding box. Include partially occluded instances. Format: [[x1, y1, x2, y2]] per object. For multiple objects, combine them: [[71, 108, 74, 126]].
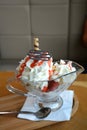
[[42, 86, 48, 92], [48, 80, 59, 91]]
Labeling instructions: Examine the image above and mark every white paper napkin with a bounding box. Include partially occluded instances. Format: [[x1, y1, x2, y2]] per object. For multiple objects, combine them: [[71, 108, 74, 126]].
[[17, 90, 74, 121]]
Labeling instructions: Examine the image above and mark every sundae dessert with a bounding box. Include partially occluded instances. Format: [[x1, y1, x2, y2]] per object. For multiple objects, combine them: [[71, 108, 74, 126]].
[[16, 38, 77, 92]]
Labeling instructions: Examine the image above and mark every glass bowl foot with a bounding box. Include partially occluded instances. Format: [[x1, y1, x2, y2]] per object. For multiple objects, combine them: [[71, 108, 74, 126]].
[[34, 96, 63, 111]]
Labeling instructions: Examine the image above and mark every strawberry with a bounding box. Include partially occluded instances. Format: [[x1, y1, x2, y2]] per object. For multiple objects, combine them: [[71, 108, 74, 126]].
[[42, 86, 48, 92], [48, 80, 59, 91]]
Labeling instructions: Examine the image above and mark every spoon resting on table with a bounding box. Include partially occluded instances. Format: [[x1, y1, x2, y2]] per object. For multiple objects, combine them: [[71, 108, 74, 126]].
[[0, 107, 51, 119]]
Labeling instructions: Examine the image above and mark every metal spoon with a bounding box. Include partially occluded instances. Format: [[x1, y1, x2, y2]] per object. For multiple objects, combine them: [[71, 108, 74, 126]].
[[0, 107, 51, 119]]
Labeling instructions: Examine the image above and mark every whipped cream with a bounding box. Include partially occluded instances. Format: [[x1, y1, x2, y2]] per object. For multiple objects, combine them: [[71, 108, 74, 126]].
[[16, 55, 53, 90], [16, 57, 76, 92], [51, 60, 76, 83]]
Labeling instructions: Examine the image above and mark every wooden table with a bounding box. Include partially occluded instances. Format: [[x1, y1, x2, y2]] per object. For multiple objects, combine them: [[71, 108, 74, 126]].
[[0, 72, 87, 130]]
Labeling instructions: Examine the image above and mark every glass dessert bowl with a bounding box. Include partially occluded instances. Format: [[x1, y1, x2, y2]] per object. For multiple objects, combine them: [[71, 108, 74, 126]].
[[7, 39, 84, 111], [16, 60, 84, 111]]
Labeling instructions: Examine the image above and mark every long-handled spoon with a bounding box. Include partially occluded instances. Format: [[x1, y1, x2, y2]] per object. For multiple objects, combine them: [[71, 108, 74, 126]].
[[0, 107, 51, 119]]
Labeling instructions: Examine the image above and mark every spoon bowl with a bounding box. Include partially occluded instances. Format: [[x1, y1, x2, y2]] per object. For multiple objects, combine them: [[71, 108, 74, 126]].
[[0, 107, 51, 119]]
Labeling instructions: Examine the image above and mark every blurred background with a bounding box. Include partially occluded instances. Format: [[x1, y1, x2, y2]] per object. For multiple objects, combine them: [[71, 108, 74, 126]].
[[0, 0, 87, 72]]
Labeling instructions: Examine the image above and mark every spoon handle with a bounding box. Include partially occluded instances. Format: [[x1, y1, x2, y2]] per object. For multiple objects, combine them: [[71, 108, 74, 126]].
[[0, 111, 34, 115]]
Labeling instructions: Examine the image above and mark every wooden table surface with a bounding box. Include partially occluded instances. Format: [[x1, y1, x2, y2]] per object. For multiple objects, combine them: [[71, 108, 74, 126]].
[[0, 72, 87, 130]]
